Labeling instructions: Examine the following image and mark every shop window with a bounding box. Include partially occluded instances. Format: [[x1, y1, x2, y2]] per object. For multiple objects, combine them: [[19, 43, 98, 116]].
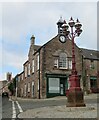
[[90, 77, 97, 88], [49, 78, 60, 93]]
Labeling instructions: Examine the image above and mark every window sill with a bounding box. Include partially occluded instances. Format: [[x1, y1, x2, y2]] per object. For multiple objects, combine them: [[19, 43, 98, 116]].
[[53, 67, 72, 70], [59, 67, 68, 70]]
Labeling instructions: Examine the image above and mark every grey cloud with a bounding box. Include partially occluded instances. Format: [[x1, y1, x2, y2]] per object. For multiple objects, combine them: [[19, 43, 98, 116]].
[[1, 2, 97, 79]]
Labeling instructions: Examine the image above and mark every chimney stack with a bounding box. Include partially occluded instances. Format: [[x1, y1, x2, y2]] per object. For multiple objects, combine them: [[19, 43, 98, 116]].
[[6, 72, 12, 81], [30, 35, 35, 45]]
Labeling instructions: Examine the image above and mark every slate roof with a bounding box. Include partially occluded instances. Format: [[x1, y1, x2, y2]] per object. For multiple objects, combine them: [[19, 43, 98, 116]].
[[81, 48, 99, 60]]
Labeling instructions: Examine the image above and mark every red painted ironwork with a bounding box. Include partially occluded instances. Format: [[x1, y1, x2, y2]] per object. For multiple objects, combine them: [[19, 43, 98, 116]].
[[66, 17, 85, 107]]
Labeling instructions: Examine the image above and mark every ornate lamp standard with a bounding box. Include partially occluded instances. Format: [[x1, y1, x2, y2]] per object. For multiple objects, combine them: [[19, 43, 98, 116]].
[[60, 17, 86, 107]]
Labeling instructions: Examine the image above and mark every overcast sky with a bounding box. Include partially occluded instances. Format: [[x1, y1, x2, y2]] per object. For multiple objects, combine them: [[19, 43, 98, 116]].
[[0, 1, 98, 80]]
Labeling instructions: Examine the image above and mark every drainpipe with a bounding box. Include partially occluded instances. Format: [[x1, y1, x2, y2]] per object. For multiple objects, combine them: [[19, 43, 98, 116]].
[[82, 55, 87, 94], [42, 45, 46, 98], [39, 50, 40, 99], [82, 55, 86, 92]]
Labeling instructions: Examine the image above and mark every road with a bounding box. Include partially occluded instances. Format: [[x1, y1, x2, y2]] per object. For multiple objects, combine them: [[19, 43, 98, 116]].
[[17, 97, 98, 111], [2, 96, 23, 119], [1, 94, 99, 119], [2, 96, 12, 119]]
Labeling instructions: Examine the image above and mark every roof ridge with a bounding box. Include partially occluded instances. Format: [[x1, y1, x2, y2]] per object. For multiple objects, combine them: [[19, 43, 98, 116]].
[[80, 48, 99, 52]]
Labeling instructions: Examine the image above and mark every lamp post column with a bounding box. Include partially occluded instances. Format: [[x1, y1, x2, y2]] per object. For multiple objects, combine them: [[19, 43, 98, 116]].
[[71, 27, 76, 75], [58, 17, 85, 107], [65, 17, 86, 107]]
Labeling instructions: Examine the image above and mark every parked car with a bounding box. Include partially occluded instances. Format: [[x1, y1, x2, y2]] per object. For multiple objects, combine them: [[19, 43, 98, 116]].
[[2, 92, 9, 98]]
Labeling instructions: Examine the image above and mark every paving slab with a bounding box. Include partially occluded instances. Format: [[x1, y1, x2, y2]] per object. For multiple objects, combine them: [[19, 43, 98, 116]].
[[18, 94, 99, 119], [18, 104, 97, 118]]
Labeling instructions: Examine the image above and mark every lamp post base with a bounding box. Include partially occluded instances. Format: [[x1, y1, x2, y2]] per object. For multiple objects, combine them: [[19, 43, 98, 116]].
[[66, 88, 86, 107], [66, 74, 86, 107]]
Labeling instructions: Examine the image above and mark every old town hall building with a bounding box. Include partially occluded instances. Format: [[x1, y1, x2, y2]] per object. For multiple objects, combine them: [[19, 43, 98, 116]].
[[16, 18, 99, 99]]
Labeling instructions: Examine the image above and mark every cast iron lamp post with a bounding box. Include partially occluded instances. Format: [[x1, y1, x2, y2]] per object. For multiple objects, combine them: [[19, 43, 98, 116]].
[[61, 17, 86, 107]]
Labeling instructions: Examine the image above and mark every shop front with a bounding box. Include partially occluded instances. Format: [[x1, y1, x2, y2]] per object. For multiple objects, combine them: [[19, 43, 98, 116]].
[[46, 74, 68, 98], [90, 76, 99, 93]]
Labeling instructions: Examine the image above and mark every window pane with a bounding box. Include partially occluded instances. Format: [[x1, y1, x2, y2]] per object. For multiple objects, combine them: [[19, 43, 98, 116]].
[[59, 53, 68, 69], [32, 82, 34, 97], [49, 78, 60, 93], [28, 83, 30, 92], [32, 59, 34, 73], [54, 59, 58, 68], [28, 63, 30, 75], [25, 66, 27, 77], [69, 60, 72, 69], [37, 55, 39, 70], [24, 84, 26, 96]]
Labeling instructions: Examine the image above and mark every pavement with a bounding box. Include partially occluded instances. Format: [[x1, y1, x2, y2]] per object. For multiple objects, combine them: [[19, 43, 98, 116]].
[[18, 94, 99, 119]]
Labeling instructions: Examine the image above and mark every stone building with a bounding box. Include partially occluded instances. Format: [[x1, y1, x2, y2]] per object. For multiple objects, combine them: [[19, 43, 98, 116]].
[[81, 49, 99, 93], [16, 18, 99, 98], [16, 71, 24, 97], [0, 80, 9, 96], [0, 73, 13, 95], [0, 81, 3, 95]]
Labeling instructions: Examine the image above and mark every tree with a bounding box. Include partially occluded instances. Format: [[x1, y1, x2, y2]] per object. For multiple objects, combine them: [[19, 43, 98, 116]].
[[8, 82, 14, 95], [13, 78, 16, 89], [8, 78, 16, 96]]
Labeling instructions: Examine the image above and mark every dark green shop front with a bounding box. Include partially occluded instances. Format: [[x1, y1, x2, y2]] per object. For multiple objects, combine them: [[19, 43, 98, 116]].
[[46, 74, 68, 98], [90, 76, 99, 93]]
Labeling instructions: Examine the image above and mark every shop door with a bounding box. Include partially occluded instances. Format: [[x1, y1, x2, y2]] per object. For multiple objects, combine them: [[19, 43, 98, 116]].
[[60, 78, 66, 96]]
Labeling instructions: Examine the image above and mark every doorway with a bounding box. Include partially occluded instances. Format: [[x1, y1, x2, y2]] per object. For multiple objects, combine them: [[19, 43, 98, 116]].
[[60, 78, 66, 96]]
